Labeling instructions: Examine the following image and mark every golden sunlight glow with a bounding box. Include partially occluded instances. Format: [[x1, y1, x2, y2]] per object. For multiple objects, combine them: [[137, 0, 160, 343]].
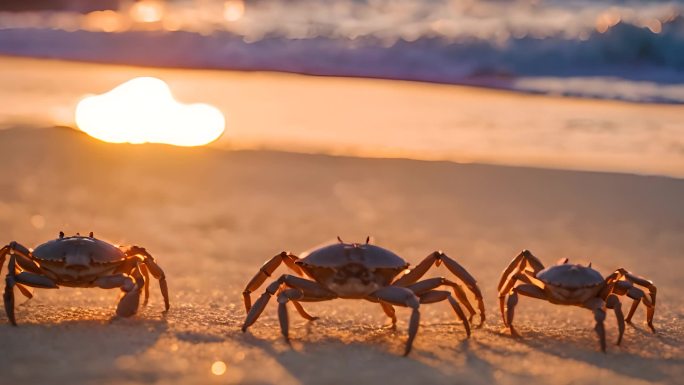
[[75, 77, 225, 146], [223, 0, 245, 22], [211, 361, 227, 376], [644, 19, 662, 34], [130, 0, 165, 23], [83, 10, 128, 32], [30, 214, 46, 229], [595, 11, 621, 33]]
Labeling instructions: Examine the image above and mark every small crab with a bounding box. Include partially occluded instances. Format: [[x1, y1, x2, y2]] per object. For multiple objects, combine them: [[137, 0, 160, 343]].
[[0, 232, 169, 325], [241, 237, 485, 355], [498, 250, 657, 351]]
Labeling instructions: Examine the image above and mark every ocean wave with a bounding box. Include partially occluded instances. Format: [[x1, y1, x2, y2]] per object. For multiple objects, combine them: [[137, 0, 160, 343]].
[[1, 0, 684, 103]]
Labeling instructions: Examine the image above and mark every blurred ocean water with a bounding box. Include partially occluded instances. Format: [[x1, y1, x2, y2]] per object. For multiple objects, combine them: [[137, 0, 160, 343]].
[[2, 0, 684, 103], [1, 0, 683, 103]]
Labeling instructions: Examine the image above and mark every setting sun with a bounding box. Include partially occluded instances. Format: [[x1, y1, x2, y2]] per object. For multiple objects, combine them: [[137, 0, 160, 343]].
[[223, 0, 245, 22], [75, 77, 225, 146], [129, 0, 165, 23]]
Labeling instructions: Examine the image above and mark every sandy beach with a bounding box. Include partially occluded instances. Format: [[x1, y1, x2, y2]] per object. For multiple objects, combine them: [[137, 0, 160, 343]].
[[1, 0, 684, 381], [0, 126, 682, 385]]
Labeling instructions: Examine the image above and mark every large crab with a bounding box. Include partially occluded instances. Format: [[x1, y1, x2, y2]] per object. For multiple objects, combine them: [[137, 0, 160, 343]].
[[0, 232, 169, 325], [241, 237, 485, 355], [498, 250, 657, 351]]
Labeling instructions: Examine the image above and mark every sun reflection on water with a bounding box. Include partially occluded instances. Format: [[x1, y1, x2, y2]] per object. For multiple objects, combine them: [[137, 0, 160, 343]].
[[223, 0, 245, 22], [211, 361, 227, 376], [75, 77, 225, 147], [130, 0, 165, 23], [0, 0, 678, 42]]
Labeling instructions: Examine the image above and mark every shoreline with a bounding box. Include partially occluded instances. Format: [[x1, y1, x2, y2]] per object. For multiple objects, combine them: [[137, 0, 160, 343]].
[[1, 55, 683, 178], [40, 125, 682, 181], [1, 54, 675, 106], [9, 52, 680, 106]]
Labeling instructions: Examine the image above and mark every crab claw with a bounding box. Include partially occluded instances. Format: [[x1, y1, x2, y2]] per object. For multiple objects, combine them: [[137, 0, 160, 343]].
[[116, 294, 140, 317], [116, 276, 143, 317]]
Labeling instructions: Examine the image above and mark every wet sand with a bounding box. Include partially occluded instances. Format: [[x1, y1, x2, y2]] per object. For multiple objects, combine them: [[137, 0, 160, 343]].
[[1, 56, 683, 177], [0, 127, 682, 385]]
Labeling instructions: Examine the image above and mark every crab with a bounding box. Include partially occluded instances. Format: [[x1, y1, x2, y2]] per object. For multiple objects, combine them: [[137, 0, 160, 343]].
[[498, 250, 657, 351], [241, 237, 485, 355], [0, 232, 169, 325]]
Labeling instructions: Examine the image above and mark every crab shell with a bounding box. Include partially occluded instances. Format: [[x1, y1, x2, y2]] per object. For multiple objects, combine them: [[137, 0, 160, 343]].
[[296, 243, 409, 298], [33, 236, 125, 263], [536, 263, 606, 304], [30, 236, 128, 286]]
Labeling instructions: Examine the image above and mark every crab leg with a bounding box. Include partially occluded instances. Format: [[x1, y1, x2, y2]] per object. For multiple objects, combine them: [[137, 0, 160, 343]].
[[275, 287, 338, 343], [407, 277, 476, 323], [503, 283, 546, 337], [1, 242, 36, 278], [242, 274, 336, 333], [625, 286, 656, 332], [14, 284, 34, 299], [143, 258, 169, 312], [380, 302, 397, 325], [126, 266, 147, 317], [3, 252, 18, 325], [603, 277, 630, 297], [393, 251, 485, 326], [368, 286, 421, 356], [277, 288, 297, 342], [4, 242, 31, 257], [604, 279, 637, 333], [3, 274, 15, 325], [3, 254, 58, 325], [95, 273, 143, 317], [242, 252, 305, 311], [605, 294, 625, 345], [499, 273, 526, 326], [274, 284, 318, 321], [583, 298, 607, 352], [0, 245, 8, 278], [125, 246, 170, 312], [15, 254, 55, 300], [497, 250, 544, 292], [605, 268, 657, 332], [139, 263, 151, 306], [498, 250, 545, 325], [418, 289, 470, 337], [2, 241, 57, 285], [291, 301, 318, 321], [13, 272, 58, 288], [2, 242, 57, 324]]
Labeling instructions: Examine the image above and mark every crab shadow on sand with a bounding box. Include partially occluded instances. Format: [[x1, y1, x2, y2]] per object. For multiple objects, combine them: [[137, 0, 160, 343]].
[[0, 305, 168, 384], [240, 335, 457, 384], [239, 319, 502, 385], [514, 323, 684, 382]]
